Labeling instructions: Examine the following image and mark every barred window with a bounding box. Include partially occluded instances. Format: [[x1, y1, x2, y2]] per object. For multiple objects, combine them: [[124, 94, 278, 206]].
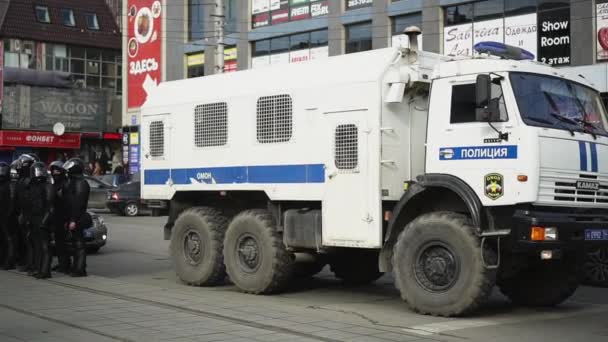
[[335, 124, 358, 170], [256, 94, 293, 143], [194, 102, 228, 147], [149, 121, 164, 158]]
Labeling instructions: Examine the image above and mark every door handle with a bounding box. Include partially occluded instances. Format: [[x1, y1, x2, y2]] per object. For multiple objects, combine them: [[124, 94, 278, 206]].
[[327, 171, 337, 180]]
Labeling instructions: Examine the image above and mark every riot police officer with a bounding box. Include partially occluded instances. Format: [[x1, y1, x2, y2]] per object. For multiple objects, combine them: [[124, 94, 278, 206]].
[[49, 161, 70, 273], [63, 158, 90, 277], [11, 154, 40, 273], [24, 162, 55, 278], [0, 162, 14, 269]]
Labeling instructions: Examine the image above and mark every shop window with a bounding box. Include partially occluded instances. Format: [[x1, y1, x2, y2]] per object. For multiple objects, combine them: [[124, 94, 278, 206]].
[[310, 29, 328, 47], [188, 65, 205, 78], [149, 121, 165, 157], [505, 0, 537, 16], [270, 36, 290, 54], [290, 32, 310, 51], [253, 39, 271, 57], [474, 0, 504, 21], [445, 4, 473, 26], [194, 103, 228, 147], [85, 13, 100, 30], [346, 22, 372, 54], [335, 124, 358, 170], [35, 5, 51, 23], [61, 9, 76, 27], [256, 95, 293, 144]]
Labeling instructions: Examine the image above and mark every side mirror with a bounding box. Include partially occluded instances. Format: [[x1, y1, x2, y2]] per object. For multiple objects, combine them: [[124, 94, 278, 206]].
[[475, 74, 501, 122]]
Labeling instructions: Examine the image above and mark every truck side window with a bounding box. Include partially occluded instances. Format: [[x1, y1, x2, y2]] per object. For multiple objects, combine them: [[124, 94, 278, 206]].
[[450, 82, 508, 123]]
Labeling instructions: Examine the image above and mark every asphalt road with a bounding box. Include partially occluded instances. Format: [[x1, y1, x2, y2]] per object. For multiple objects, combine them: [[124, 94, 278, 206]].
[[86, 212, 608, 342]]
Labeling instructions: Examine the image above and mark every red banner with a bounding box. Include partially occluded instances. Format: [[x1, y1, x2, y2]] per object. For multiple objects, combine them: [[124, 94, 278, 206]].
[[127, 0, 163, 109], [0, 131, 81, 149]]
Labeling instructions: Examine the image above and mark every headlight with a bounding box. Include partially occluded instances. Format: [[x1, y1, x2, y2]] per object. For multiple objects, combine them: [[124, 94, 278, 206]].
[[102, 234, 107, 241]]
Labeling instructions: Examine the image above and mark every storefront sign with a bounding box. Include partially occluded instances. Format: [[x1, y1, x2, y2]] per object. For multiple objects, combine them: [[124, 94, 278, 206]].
[[290, 49, 310, 63], [597, 1, 608, 61], [346, 0, 372, 10], [538, 7, 571, 66], [0, 130, 81, 149], [130, 132, 139, 145], [2, 85, 108, 132], [224, 48, 237, 61], [290, 0, 308, 5], [311, 1, 328, 17], [505, 13, 537, 58], [127, 0, 163, 109], [253, 0, 270, 14], [253, 13, 270, 28], [473, 19, 504, 52], [187, 53, 204, 66], [290, 5, 310, 21], [444, 23, 473, 56], [271, 8, 289, 24]]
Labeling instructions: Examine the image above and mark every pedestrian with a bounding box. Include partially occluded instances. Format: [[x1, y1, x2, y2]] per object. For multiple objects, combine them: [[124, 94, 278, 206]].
[[62, 158, 90, 277], [49, 161, 70, 273], [0, 162, 15, 270], [23, 162, 55, 279], [12, 154, 39, 273], [93, 161, 103, 176]]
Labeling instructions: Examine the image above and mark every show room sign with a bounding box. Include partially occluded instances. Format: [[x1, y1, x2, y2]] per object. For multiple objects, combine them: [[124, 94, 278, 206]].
[[537, 6, 571, 66]]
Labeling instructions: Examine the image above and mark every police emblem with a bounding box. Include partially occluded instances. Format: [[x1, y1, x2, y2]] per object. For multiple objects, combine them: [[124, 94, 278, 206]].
[[484, 173, 504, 200]]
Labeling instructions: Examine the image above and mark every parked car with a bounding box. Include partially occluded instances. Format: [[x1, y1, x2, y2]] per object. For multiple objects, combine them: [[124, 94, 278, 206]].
[[85, 176, 117, 209], [584, 247, 608, 287], [51, 211, 108, 254], [107, 181, 168, 217]]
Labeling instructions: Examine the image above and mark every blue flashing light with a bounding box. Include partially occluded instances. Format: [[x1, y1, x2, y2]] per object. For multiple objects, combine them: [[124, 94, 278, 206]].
[[474, 41, 535, 61]]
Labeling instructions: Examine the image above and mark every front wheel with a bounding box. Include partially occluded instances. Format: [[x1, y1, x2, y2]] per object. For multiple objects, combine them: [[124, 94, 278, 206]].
[[499, 259, 579, 307], [393, 212, 497, 317], [583, 248, 608, 287]]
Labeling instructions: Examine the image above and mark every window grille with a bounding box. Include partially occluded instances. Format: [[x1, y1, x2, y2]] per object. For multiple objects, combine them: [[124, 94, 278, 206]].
[[194, 102, 228, 147], [149, 121, 164, 157], [256, 94, 293, 143], [335, 124, 358, 170]]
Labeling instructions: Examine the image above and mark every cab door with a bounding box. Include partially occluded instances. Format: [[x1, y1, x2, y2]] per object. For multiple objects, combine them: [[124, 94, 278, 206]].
[[425, 74, 520, 205]]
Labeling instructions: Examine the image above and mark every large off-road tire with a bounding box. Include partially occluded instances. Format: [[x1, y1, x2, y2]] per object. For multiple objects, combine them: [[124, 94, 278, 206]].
[[223, 209, 294, 294], [393, 212, 497, 317], [499, 259, 579, 307], [330, 251, 383, 285], [170, 207, 228, 286], [583, 248, 608, 287]]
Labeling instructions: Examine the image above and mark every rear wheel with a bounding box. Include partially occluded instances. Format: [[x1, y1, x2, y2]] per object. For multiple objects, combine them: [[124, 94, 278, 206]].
[[223, 210, 294, 294], [393, 212, 497, 317], [124, 202, 139, 217], [170, 207, 228, 286], [499, 259, 579, 306]]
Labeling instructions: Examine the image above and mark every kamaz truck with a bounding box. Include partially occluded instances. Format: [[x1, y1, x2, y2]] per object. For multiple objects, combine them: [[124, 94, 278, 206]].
[[140, 28, 608, 316]]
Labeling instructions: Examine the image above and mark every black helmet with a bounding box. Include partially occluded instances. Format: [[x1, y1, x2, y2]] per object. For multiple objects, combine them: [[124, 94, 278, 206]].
[[0, 162, 9, 181], [16, 154, 39, 170], [49, 160, 67, 175], [63, 158, 85, 175], [30, 162, 48, 180]]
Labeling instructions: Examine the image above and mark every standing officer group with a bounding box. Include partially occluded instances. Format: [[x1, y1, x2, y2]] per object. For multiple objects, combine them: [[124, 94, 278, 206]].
[[0, 155, 90, 278]]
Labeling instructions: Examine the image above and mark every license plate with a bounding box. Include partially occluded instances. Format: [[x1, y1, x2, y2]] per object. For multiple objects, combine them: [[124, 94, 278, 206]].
[[585, 229, 608, 241]]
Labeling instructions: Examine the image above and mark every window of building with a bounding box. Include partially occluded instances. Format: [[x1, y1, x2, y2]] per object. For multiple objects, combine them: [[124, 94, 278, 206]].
[[392, 13, 422, 35], [253, 39, 271, 57], [65, 46, 121, 94], [474, 0, 504, 21], [450, 82, 507, 123], [189, 0, 206, 41], [290, 32, 310, 51], [505, 0, 537, 15], [85, 13, 100, 30], [346, 22, 372, 54], [270, 36, 290, 54], [195, 103, 228, 147], [256, 95, 293, 143], [61, 9, 76, 27], [188, 65, 205, 78], [35, 5, 51, 23], [538, 0, 569, 11], [335, 124, 358, 170], [149, 121, 165, 157], [310, 29, 328, 47], [445, 4, 473, 26]]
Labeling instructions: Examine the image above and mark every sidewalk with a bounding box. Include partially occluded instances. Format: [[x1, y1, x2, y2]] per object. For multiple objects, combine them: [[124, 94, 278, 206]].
[[0, 271, 436, 342]]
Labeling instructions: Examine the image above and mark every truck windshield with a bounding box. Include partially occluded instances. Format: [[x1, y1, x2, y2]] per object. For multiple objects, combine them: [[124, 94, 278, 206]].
[[510, 72, 608, 137]]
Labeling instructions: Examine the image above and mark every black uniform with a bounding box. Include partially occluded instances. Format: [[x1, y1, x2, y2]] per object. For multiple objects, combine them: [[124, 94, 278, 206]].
[[23, 162, 55, 278], [49, 161, 70, 273], [12, 154, 40, 273], [0, 162, 15, 269], [63, 158, 90, 277]]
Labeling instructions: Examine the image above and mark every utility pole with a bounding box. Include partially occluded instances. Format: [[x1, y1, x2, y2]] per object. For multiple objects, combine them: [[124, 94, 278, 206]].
[[211, 0, 225, 74]]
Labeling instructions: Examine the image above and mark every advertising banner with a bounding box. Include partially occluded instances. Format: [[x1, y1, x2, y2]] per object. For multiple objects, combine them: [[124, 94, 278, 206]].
[[271, 8, 289, 25], [310, 46, 329, 60], [473, 19, 504, 52], [0, 130, 81, 149], [252, 56, 271, 69], [270, 52, 290, 65], [290, 5, 310, 21], [311, 1, 329, 17], [252, 0, 270, 14], [597, 1, 608, 61], [253, 12, 270, 28], [290, 49, 310, 63], [537, 6, 571, 66], [505, 13, 537, 59], [127, 0, 162, 109], [444, 23, 473, 56], [346, 0, 372, 10]]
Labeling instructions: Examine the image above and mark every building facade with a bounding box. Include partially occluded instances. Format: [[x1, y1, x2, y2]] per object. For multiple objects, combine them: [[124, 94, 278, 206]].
[[0, 0, 123, 170], [123, 0, 608, 150]]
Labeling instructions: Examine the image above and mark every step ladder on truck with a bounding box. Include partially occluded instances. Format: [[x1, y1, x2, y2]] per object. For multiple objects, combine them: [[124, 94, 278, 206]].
[[140, 27, 608, 316]]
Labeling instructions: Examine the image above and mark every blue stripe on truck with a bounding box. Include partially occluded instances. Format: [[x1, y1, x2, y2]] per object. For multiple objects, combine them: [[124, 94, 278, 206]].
[[144, 164, 325, 185]]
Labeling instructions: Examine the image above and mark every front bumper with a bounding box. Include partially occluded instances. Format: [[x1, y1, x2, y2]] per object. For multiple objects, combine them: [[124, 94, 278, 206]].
[[509, 209, 608, 254]]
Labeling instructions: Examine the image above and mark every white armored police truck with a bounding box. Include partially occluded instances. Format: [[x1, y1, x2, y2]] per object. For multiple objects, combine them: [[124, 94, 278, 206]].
[[141, 28, 608, 316]]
